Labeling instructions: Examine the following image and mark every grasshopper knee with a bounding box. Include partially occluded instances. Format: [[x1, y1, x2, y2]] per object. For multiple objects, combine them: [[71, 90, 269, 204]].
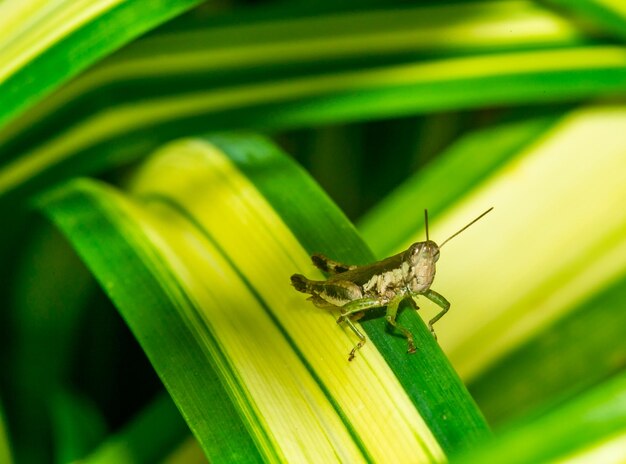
[[312, 253, 355, 274]]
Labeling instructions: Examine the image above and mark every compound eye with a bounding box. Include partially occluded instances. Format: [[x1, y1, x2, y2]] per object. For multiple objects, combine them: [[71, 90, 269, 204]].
[[409, 243, 422, 256]]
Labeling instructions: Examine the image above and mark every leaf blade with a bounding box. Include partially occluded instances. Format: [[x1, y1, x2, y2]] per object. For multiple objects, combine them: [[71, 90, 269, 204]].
[[41, 179, 264, 463], [0, 0, 203, 128]]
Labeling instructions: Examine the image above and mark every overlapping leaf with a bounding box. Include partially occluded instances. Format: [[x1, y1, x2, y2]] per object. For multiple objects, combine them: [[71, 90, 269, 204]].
[[0, 0, 202, 128], [3, 0, 626, 461], [0, 402, 12, 464], [42, 135, 490, 462], [454, 371, 626, 463], [358, 104, 626, 425], [2, 1, 626, 208]]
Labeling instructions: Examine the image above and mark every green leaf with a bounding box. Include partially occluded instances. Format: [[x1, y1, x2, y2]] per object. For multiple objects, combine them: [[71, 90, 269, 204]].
[[355, 101, 626, 431], [469, 271, 626, 426], [454, 371, 626, 463], [1, 2, 624, 206], [41, 180, 262, 463], [547, 0, 626, 41], [41, 134, 489, 462], [0, 0, 203, 128], [85, 393, 191, 464], [49, 389, 107, 463], [0, 401, 13, 464]]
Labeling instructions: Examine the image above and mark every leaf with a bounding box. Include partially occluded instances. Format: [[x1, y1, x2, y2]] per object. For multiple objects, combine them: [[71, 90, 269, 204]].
[[356, 103, 626, 424], [2, 2, 625, 206], [48, 389, 107, 463], [0, 401, 13, 464], [546, 0, 626, 41], [0, 0, 203, 128], [469, 272, 626, 426], [454, 371, 626, 463], [41, 134, 490, 462], [85, 393, 191, 464]]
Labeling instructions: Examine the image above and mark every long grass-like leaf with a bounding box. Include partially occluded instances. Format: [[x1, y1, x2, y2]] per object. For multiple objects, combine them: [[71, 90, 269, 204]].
[[1, 0, 587, 137], [454, 371, 626, 463], [0, 0, 202, 128], [42, 180, 263, 463], [547, 0, 626, 41], [469, 270, 626, 425], [354, 105, 626, 417], [0, 401, 12, 464], [85, 393, 191, 464], [42, 135, 490, 462], [146, 133, 490, 452], [0, 1, 586, 165], [1, 3, 624, 207]]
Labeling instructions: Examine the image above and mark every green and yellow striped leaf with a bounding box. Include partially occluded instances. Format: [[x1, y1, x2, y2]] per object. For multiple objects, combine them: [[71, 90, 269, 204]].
[[547, 0, 626, 41], [42, 134, 490, 462], [2, 1, 625, 208], [4, 0, 626, 461], [455, 371, 626, 463], [0, 0, 202, 128], [358, 103, 626, 425]]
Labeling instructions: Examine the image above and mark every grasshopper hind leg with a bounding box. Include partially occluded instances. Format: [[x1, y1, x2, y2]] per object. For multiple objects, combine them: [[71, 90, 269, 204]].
[[311, 253, 356, 274], [344, 313, 366, 361], [337, 297, 386, 361], [341, 311, 368, 361]]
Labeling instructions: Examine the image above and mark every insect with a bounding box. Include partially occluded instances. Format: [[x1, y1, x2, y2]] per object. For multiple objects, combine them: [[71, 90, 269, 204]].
[[291, 207, 493, 361]]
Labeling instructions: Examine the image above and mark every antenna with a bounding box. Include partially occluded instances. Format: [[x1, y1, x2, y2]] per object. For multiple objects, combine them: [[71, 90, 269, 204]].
[[424, 209, 430, 241], [440, 207, 494, 248]]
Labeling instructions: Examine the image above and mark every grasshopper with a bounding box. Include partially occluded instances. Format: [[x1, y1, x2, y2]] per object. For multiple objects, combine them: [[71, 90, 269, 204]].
[[291, 208, 493, 361]]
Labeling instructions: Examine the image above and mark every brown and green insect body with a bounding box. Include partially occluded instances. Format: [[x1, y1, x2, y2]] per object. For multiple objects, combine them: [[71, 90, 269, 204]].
[[291, 208, 492, 361]]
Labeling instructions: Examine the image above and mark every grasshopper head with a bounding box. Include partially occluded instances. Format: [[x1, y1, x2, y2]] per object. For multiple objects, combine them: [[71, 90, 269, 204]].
[[405, 240, 439, 293]]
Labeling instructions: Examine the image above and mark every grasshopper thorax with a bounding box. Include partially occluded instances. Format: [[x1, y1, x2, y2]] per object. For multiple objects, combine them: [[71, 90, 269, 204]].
[[404, 240, 439, 293]]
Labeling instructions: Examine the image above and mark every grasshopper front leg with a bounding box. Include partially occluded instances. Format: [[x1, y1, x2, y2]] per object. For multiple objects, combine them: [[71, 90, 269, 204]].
[[337, 297, 385, 361], [385, 296, 417, 354], [422, 289, 450, 340]]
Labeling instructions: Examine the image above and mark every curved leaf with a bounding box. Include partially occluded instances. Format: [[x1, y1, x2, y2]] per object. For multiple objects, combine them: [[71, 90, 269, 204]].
[[85, 393, 191, 464], [1, 3, 623, 206], [0, 0, 202, 128], [454, 371, 626, 463], [42, 135, 490, 462], [469, 272, 626, 426], [0, 401, 12, 464], [357, 103, 626, 428], [547, 0, 626, 41]]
